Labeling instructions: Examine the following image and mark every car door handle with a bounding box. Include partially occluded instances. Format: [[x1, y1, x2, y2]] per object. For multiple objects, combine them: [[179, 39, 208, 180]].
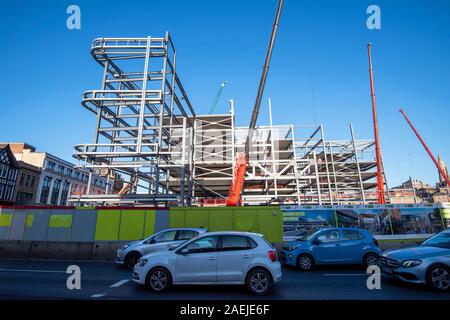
[[208, 257, 216, 261], [243, 254, 250, 259]]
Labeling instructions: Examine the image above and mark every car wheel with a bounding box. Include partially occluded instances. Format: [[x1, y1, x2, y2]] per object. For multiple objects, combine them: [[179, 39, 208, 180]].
[[246, 268, 272, 296], [297, 254, 315, 271], [124, 252, 141, 269], [363, 253, 379, 268], [426, 264, 450, 292], [145, 267, 172, 293]]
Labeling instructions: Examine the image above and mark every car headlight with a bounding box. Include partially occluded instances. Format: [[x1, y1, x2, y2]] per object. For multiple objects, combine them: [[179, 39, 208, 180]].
[[120, 244, 131, 251], [402, 259, 422, 268], [135, 259, 148, 267]]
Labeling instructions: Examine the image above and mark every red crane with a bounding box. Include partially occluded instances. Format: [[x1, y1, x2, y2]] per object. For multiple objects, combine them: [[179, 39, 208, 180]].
[[367, 43, 386, 204], [399, 108, 450, 187], [226, 0, 284, 206]]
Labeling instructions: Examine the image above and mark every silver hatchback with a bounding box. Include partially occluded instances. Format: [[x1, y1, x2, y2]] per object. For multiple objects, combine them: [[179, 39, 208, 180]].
[[116, 228, 207, 268]]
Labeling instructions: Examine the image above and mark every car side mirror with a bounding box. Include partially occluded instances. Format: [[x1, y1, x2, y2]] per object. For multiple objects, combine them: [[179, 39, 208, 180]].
[[180, 248, 189, 255], [312, 239, 322, 245]]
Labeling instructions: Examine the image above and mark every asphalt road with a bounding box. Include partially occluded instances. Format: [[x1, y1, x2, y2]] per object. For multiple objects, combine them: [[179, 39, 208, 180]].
[[0, 258, 449, 300]]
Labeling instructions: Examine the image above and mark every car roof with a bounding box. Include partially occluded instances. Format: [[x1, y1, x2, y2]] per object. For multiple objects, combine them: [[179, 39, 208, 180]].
[[161, 227, 208, 233], [199, 231, 264, 238], [317, 227, 369, 233]]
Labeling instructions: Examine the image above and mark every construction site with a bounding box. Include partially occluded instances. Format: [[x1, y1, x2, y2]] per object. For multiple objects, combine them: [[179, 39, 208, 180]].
[[70, 1, 449, 208]]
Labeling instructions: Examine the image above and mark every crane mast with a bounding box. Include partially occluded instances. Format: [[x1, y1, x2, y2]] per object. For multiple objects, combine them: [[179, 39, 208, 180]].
[[226, 0, 284, 206]]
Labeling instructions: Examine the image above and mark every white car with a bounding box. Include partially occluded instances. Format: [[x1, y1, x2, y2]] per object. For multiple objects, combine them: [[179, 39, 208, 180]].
[[132, 231, 282, 295]]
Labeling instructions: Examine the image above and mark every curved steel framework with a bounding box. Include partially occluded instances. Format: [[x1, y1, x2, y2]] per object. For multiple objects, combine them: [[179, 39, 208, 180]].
[[73, 33, 195, 205]]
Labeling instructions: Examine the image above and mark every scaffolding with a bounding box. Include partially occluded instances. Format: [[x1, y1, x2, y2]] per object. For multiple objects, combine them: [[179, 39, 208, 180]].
[[72, 34, 384, 206]]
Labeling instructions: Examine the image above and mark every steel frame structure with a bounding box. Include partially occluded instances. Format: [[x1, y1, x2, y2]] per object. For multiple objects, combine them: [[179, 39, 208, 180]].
[[72, 33, 195, 205], [72, 34, 384, 206]]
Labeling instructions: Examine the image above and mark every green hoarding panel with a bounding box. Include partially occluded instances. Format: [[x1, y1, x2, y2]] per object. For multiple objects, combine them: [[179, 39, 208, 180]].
[[169, 208, 185, 228], [257, 207, 283, 243], [95, 210, 120, 241], [26, 213, 34, 227], [208, 210, 234, 231], [234, 209, 257, 232], [0, 213, 12, 227], [144, 210, 156, 237], [184, 209, 209, 228], [48, 214, 73, 228], [119, 210, 145, 240], [168, 206, 283, 243]]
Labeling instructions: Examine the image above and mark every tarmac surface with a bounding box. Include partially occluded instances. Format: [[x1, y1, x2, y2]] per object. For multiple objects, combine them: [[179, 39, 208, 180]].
[[0, 258, 448, 300]]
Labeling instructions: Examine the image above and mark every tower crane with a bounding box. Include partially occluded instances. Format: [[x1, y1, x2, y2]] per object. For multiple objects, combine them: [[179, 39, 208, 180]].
[[209, 81, 228, 114]]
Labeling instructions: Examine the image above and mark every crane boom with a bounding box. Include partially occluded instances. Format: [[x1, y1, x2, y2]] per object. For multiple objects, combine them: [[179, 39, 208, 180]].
[[399, 108, 450, 187], [226, 0, 284, 206], [209, 81, 228, 114]]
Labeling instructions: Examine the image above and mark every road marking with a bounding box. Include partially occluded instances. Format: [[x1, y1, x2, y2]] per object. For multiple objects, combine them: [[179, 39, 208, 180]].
[[110, 279, 130, 288], [0, 268, 66, 273], [91, 293, 106, 298], [323, 273, 368, 276]]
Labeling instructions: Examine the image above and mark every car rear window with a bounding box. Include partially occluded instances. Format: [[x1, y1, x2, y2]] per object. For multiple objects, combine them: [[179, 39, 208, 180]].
[[221, 235, 256, 250], [178, 230, 198, 240], [342, 230, 364, 240]]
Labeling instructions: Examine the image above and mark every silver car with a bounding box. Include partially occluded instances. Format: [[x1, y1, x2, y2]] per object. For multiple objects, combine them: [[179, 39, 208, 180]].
[[379, 229, 450, 291], [132, 231, 282, 295], [116, 228, 207, 268]]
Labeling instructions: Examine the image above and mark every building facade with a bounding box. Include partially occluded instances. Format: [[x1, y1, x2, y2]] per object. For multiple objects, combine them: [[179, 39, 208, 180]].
[[0, 145, 19, 204], [2, 142, 111, 206]]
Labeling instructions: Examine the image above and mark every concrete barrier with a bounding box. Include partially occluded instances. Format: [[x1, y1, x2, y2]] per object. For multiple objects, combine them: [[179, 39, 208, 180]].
[[91, 241, 127, 261], [0, 240, 32, 258]]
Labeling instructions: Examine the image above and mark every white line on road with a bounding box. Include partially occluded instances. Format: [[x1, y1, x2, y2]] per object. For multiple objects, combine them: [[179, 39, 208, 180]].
[[0, 268, 66, 273], [91, 293, 106, 298], [110, 279, 130, 288], [323, 273, 368, 276]]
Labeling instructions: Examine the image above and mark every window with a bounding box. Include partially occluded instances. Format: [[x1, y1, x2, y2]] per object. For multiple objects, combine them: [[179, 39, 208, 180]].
[[20, 173, 25, 185], [60, 181, 70, 205], [421, 232, 450, 249], [342, 230, 364, 241], [185, 236, 218, 253], [57, 165, 65, 174], [25, 175, 31, 187], [16, 192, 33, 205], [177, 230, 198, 240], [67, 169, 73, 177], [50, 179, 61, 205], [316, 230, 340, 243], [39, 176, 52, 203], [74, 171, 80, 180], [221, 235, 255, 251], [47, 161, 56, 171], [0, 164, 8, 178], [30, 176, 36, 187], [153, 230, 177, 243]]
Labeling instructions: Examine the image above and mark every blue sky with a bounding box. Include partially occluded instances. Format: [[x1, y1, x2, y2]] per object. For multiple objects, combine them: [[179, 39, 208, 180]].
[[1, 0, 449, 187]]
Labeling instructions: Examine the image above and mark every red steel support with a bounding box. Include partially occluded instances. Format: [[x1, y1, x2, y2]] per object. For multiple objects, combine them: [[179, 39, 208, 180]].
[[367, 43, 386, 204], [399, 108, 450, 187]]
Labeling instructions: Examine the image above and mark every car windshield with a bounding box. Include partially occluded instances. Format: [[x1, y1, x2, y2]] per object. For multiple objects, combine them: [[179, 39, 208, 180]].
[[296, 228, 320, 241], [421, 232, 450, 249]]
